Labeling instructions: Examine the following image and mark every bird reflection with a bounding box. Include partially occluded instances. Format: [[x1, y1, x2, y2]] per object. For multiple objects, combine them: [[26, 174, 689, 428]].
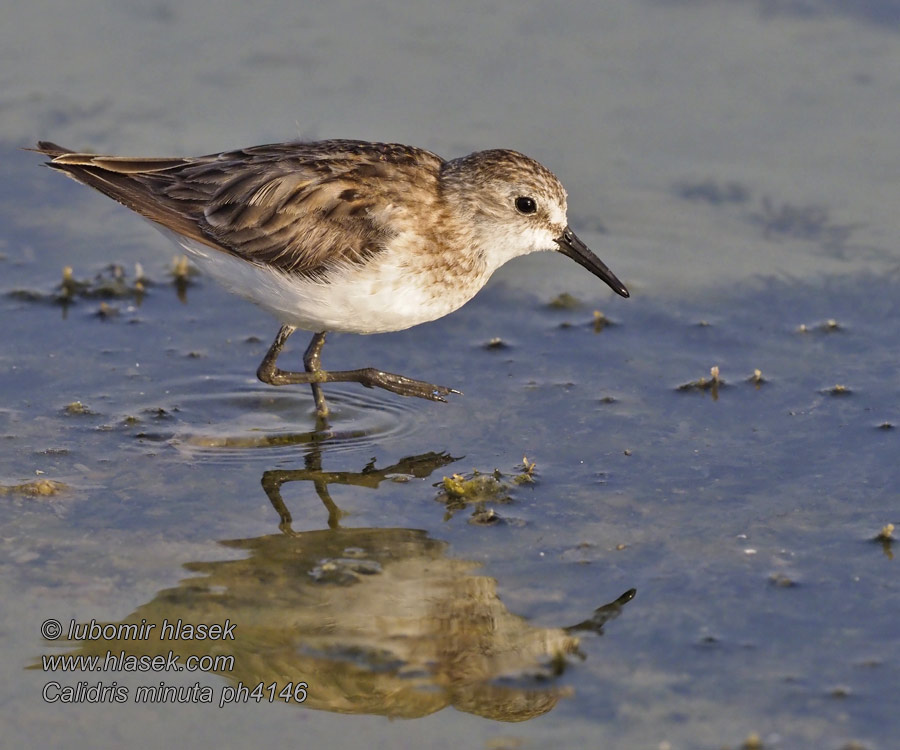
[[61, 447, 635, 721], [262, 449, 458, 531]]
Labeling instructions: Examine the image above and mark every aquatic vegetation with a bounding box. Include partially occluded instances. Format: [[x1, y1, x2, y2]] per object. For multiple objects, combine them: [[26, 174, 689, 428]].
[[677, 365, 723, 399], [0, 478, 68, 497], [435, 456, 537, 521]]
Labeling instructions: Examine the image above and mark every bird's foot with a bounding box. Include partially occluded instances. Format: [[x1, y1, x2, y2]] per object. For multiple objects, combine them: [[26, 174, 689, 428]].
[[357, 368, 461, 402]]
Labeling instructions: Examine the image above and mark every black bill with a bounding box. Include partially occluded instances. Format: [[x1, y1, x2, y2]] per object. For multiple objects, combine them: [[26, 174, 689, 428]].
[[555, 227, 629, 298]]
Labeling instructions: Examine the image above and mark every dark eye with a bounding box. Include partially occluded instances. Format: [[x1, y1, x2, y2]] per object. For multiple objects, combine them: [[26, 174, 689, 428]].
[[515, 196, 537, 214]]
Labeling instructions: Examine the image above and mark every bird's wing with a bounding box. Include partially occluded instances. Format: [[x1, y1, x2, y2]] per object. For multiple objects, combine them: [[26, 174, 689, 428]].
[[34, 140, 445, 277]]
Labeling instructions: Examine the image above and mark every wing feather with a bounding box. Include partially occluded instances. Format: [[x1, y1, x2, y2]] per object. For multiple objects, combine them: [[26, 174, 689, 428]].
[[34, 140, 445, 278]]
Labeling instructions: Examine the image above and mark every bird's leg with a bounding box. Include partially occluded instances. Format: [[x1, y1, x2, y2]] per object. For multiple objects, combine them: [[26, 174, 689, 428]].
[[302, 331, 329, 418], [256, 325, 460, 417], [257, 326, 331, 418]]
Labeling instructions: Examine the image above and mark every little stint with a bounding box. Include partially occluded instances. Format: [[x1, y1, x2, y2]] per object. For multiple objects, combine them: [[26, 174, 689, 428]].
[[32, 139, 629, 418]]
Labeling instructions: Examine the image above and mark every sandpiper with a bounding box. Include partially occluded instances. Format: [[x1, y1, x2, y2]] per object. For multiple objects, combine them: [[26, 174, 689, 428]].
[[32, 139, 629, 418]]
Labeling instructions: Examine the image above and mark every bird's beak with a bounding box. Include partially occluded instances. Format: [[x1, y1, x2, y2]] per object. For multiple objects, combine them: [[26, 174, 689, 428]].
[[555, 227, 629, 298]]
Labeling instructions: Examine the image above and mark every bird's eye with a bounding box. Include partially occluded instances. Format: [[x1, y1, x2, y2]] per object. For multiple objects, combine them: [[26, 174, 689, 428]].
[[515, 196, 537, 215]]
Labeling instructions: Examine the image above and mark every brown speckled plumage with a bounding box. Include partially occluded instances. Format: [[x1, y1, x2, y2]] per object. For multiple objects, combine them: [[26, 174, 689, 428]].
[[34, 139, 449, 279]]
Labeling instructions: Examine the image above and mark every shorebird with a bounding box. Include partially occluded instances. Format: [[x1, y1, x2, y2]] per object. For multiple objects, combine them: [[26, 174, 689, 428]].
[[32, 139, 629, 418]]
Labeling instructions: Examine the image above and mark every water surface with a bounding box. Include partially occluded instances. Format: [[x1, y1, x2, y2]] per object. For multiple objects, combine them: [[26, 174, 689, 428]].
[[2, 1, 899, 748]]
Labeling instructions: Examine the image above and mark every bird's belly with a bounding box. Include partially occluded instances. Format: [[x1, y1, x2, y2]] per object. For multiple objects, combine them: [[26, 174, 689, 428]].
[[174, 237, 478, 334]]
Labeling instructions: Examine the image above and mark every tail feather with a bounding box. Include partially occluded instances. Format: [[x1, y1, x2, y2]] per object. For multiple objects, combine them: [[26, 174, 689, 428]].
[[28, 140, 217, 251], [30, 141, 190, 173], [26, 141, 73, 158]]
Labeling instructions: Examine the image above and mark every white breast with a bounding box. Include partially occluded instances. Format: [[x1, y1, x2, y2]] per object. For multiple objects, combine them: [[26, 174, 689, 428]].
[[168, 234, 477, 334]]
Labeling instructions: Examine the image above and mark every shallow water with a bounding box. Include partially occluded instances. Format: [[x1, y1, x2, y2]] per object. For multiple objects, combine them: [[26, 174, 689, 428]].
[[2, 1, 900, 749]]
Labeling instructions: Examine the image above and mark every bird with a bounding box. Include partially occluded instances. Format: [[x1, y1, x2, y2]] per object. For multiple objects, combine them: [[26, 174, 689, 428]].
[[31, 139, 629, 419]]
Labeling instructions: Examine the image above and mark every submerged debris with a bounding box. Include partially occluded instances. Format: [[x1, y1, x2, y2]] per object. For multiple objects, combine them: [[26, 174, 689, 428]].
[[145, 407, 174, 420], [515, 455, 537, 485], [872, 524, 894, 559], [592, 310, 611, 332], [469, 507, 502, 525], [768, 572, 797, 588], [740, 733, 764, 750], [875, 523, 894, 542], [171, 255, 192, 281], [677, 366, 723, 399], [0, 479, 69, 497], [59, 265, 88, 301], [547, 292, 581, 310], [170, 255, 198, 301], [435, 458, 537, 521], [439, 472, 508, 502], [61, 264, 132, 301], [63, 401, 93, 415], [8, 263, 155, 309], [797, 318, 843, 334], [95, 301, 119, 319], [747, 368, 766, 387]]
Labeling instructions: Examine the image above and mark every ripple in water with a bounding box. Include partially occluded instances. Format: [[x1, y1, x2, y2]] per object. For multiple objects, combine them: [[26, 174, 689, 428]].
[[132, 375, 423, 462]]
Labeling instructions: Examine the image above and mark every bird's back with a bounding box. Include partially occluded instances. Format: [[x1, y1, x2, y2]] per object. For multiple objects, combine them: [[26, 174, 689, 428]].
[[33, 139, 446, 279]]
